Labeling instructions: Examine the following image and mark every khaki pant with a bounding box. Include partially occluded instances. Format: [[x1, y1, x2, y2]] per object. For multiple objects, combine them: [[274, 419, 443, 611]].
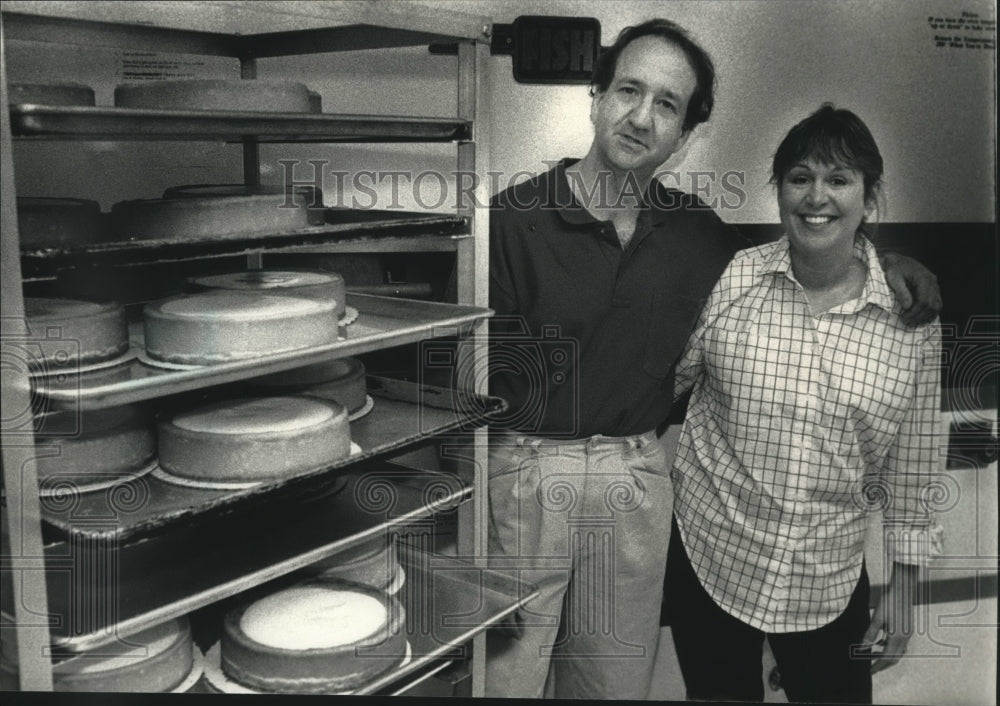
[[484, 430, 671, 699]]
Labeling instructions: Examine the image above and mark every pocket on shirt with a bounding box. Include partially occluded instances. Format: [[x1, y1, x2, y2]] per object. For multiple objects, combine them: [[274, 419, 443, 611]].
[[830, 342, 915, 433], [704, 327, 793, 418]]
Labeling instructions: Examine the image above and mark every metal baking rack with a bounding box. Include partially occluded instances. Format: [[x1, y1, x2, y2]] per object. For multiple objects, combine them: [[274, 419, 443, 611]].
[[1, 0, 504, 694], [31, 294, 492, 410], [20, 210, 469, 278], [37, 377, 506, 540], [9, 103, 471, 142]]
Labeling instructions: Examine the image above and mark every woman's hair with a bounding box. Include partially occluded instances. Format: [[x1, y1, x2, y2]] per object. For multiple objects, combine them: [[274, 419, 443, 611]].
[[590, 18, 716, 133], [771, 103, 884, 206]]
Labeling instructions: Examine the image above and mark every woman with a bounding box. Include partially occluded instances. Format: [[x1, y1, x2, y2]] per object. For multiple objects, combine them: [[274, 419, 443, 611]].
[[664, 104, 944, 703]]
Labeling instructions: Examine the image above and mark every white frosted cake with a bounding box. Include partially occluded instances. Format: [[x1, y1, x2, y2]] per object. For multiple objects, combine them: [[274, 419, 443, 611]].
[[110, 193, 309, 242], [33, 405, 155, 485], [24, 297, 129, 367], [254, 357, 366, 415], [158, 396, 350, 482], [8, 82, 95, 106], [221, 583, 406, 693], [163, 183, 325, 225], [142, 291, 338, 366], [188, 270, 346, 320], [1, 618, 193, 692], [114, 79, 313, 113], [17, 197, 103, 249]]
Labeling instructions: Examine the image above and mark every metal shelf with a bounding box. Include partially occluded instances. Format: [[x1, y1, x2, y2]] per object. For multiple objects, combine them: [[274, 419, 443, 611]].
[[1, 3, 490, 50], [0, 0, 493, 693], [197, 655, 457, 696], [291, 235, 467, 255], [3, 471, 470, 650], [31, 295, 491, 410], [19, 210, 468, 277], [358, 545, 537, 695], [35, 377, 504, 542], [184, 545, 535, 696], [10, 104, 471, 143], [384, 659, 456, 696]]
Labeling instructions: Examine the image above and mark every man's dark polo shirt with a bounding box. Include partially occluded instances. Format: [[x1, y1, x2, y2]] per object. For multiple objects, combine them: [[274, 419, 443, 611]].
[[489, 158, 746, 439]]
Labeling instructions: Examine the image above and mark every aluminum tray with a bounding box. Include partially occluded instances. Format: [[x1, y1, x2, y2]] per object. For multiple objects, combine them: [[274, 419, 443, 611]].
[[35, 377, 504, 541], [29, 294, 492, 410], [361, 544, 538, 695], [3, 472, 475, 649], [19, 209, 467, 276], [178, 544, 537, 696], [10, 104, 471, 142]]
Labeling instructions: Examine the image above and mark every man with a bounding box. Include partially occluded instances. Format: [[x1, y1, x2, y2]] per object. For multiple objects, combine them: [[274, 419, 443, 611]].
[[485, 18, 939, 700]]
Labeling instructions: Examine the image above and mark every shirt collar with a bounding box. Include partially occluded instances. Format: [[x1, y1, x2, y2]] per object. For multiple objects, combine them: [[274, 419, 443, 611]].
[[552, 158, 661, 226], [856, 235, 896, 313], [760, 236, 793, 276], [552, 158, 596, 225], [761, 234, 896, 313]]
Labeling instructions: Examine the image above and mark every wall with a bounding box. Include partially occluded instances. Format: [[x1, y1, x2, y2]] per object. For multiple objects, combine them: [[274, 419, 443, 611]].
[[430, 0, 996, 224], [6, 0, 996, 347], [8, 0, 995, 221]]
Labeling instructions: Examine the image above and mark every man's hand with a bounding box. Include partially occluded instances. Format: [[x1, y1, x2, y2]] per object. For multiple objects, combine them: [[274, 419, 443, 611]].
[[880, 252, 942, 326], [860, 562, 919, 674]]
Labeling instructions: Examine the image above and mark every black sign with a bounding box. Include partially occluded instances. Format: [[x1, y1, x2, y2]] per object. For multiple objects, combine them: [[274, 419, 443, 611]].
[[427, 16, 602, 85], [511, 16, 601, 84]]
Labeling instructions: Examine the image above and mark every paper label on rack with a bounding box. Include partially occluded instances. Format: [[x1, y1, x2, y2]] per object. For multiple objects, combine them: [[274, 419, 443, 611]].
[[115, 52, 238, 82]]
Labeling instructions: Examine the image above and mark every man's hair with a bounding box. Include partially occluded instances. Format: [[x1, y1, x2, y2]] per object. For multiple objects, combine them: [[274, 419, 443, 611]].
[[771, 103, 884, 204], [590, 18, 716, 133]]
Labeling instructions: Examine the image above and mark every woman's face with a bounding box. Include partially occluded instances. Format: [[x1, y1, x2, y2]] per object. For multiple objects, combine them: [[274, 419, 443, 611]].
[[778, 159, 871, 256]]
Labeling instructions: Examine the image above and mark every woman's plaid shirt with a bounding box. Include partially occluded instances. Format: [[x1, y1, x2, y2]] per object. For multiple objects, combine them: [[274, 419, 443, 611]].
[[672, 235, 944, 632]]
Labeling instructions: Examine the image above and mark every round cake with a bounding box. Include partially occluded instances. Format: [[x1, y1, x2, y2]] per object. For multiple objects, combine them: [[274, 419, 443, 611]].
[[33, 405, 155, 485], [24, 297, 129, 368], [188, 270, 346, 321], [307, 537, 400, 592], [0, 618, 193, 692], [114, 79, 313, 113], [17, 197, 103, 249], [110, 193, 310, 242], [142, 291, 338, 366], [158, 396, 350, 482], [221, 583, 406, 693], [8, 82, 95, 106], [253, 357, 366, 415], [162, 184, 325, 226]]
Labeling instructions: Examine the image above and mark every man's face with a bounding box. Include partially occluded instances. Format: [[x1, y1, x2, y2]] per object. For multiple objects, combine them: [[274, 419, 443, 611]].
[[590, 35, 697, 177]]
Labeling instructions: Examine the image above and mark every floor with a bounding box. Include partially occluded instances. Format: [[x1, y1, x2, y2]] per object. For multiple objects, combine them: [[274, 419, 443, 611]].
[[418, 412, 998, 702], [648, 410, 998, 705], [649, 602, 998, 704]]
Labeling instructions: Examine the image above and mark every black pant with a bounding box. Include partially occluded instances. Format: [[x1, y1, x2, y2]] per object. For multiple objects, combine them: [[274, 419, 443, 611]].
[[664, 518, 873, 703]]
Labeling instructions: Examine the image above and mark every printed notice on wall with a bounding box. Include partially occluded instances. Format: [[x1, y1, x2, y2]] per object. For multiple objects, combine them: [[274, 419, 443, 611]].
[[115, 51, 238, 80], [929, 10, 996, 49]]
